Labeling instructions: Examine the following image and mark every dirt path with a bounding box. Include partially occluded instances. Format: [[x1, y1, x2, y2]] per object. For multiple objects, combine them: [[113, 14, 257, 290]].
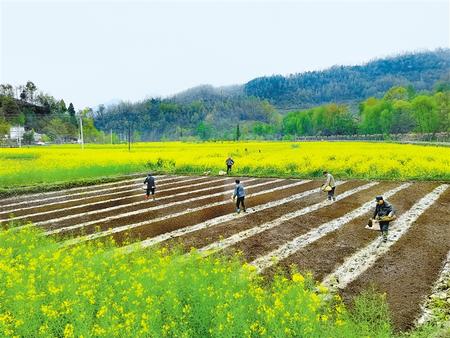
[[340, 187, 450, 332]]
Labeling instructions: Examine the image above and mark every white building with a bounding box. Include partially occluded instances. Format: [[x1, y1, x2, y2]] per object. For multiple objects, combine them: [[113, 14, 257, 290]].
[[9, 126, 25, 140]]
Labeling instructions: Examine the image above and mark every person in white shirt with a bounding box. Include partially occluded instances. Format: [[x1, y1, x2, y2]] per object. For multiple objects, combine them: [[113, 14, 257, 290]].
[[322, 171, 336, 201]]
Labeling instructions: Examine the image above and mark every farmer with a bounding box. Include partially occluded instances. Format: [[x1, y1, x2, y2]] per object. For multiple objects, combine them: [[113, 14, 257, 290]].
[[322, 171, 336, 201], [144, 173, 156, 200], [233, 179, 246, 213], [371, 196, 395, 243], [225, 157, 235, 175]]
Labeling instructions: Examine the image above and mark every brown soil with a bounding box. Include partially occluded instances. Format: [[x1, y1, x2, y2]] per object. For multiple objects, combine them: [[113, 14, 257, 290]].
[[340, 186, 449, 332], [54, 178, 282, 237], [164, 181, 362, 251], [5, 175, 448, 331], [0, 173, 171, 209], [0, 176, 188, 217], [223, 182, 400, 262], [100, 179, 322, 245], [266, 182, 438, 281], [6, 180, 231, 227]]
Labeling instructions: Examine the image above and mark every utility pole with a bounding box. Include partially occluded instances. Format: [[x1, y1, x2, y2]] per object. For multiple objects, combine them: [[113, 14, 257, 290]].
[[110, 129, 113, 145], [79, 116, 84, 150], [128, 124, 131, 152], [18, 124, 21, 148]]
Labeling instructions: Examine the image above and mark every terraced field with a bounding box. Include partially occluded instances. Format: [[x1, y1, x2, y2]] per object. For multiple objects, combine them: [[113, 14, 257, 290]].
[[1, 174, 449, 331]]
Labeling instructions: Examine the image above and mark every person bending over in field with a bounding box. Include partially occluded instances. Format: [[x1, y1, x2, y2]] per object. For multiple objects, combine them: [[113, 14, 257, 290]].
[[370, 196, 395, 243], [144, 173, 156, 201], [322, 171, 336, 201], [233, 179, 246, 214], [226, 157, 234, 175]]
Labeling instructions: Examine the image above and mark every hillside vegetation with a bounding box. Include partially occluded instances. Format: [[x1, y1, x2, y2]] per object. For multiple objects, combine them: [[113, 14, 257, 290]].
[[95, 50, 449, 141], [1, 50, 449, 142]]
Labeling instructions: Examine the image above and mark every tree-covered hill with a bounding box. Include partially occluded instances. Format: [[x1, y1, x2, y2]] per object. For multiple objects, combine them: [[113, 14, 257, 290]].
[[2, 50, 448, 143], [244, 49, 450, 110]]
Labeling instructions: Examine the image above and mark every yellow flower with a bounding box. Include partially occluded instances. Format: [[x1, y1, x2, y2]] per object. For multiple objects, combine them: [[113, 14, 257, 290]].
[[335, 319, 345, 326], [317, 284, 328, 294], [63, 323, 74, 338], [292, 273, 305, 283], [96, 305, 108, 318]]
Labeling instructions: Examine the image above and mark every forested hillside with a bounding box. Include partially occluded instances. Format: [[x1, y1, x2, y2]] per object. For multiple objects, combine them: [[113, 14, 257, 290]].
[[2, 50, 449, 143], [94, 50, 449, 141], [245, 49, 450, 110], [0, 82, 104, 144]]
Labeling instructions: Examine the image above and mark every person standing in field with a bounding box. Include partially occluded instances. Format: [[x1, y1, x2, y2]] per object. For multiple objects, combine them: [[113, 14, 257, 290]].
[[144, 173, 156, 201], [226, 157, 234, 175], [371, 196, 395, 243], [322, 171, 336, 201], [233, 179, 246, 213]]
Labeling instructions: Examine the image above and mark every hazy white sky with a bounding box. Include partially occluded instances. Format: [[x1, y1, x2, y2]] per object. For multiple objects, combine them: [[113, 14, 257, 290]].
[[1, 0, 449, 109]]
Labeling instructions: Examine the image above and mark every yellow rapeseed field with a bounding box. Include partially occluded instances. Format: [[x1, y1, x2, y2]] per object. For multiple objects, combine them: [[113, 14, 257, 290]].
[[0, 141, 449, 188], [0, 227, 386, 337]]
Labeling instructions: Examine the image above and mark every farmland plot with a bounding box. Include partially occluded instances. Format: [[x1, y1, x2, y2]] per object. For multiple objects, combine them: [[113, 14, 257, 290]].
[[1, 174, 448, 331]]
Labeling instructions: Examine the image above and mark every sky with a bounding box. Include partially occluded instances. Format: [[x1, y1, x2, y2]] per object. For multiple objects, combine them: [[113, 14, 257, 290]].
[[1, 0, 449, 109]]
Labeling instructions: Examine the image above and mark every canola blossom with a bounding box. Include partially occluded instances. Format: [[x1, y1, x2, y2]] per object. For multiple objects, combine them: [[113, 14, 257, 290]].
[[0, 141, 449, 188], [0, 227, 391, 337]]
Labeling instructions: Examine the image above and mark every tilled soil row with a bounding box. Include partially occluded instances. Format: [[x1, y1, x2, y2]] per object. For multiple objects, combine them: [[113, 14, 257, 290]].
[[340, 186, 450, 332], [162, 180, 322, 250], [264, 182, 438, 281], [38, 177, 242, 228], [46, 178, 270, 235], [163, 181, 358, 251], [3, 177, 232, 225], [0, 176, 197, 218], [0, 172, 158, 207], [221, 182, 400, 263], [71, 179, 321, 246]]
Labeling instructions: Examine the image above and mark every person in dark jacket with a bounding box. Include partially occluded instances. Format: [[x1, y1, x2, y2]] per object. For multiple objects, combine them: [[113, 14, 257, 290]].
[[144, 173, 156, 200], [372, 196, 395, 243], [232, 179, 246, 213], [226, 157, 235, 175]]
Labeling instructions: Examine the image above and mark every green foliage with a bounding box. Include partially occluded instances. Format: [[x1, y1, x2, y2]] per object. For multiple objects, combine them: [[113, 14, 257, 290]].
[[412, 95, 439, 133], [0, 117, 10, 137], [244, 49, 450, 109], [349, 289, 392, 337], [283, 104, 356, 136], [0, 227, 394, 337], [0, 96, 21, 120], [22, 130, 34, 145]]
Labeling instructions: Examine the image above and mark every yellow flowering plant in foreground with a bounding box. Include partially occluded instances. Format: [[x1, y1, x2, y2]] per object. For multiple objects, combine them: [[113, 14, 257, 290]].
[[0, 227, 392, 337], [0, 141, 449, 189]]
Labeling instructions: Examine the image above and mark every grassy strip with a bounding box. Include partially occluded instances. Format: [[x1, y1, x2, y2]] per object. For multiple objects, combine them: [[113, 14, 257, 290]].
[[0, 226, 394, 337]]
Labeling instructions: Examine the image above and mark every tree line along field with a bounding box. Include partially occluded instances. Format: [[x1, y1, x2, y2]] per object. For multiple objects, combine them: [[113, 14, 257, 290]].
[[0, 141, 449, 192], [0, 173, 449, 337]]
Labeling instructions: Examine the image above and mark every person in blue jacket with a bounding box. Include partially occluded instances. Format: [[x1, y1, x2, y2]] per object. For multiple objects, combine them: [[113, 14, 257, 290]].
[[232, 179, 246, 213]]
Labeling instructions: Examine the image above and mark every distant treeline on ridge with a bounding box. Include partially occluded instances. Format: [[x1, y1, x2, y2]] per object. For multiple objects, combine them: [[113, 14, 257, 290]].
[[1, 49, 449, 143]]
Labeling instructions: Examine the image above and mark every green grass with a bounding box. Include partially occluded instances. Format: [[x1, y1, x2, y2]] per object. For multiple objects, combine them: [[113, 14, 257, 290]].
[[0, 226, 394, 337]]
